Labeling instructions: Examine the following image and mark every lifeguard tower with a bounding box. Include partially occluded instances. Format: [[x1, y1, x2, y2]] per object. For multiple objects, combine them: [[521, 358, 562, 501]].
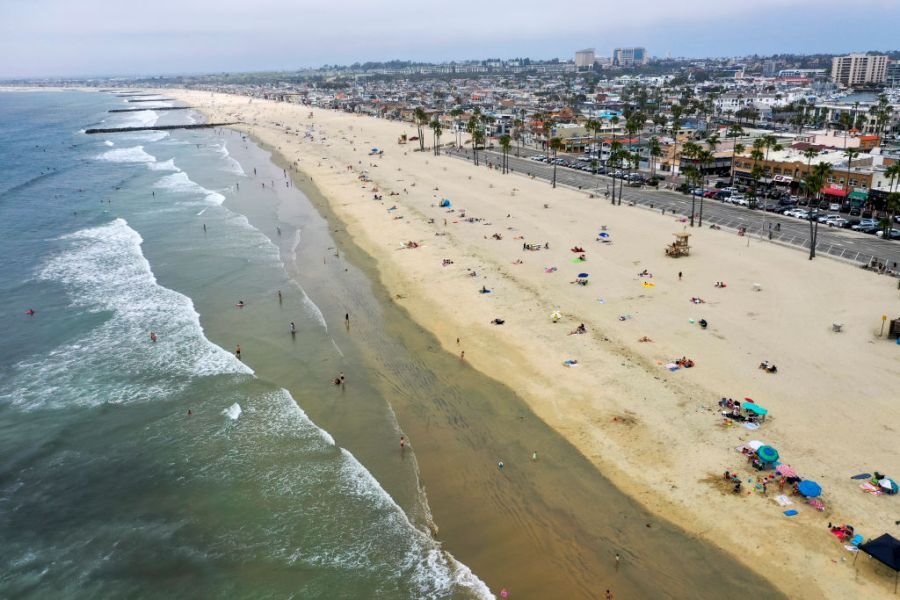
[[665, 231, 691, 258]]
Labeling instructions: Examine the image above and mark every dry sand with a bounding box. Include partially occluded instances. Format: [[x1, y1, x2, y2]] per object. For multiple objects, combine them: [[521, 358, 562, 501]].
[[170, 89, 900, 598]]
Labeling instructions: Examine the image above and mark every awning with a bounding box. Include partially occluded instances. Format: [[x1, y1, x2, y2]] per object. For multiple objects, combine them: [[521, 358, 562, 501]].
[[743, 403, 768, 416], [849, 190, 868, 201], [822, 186, 848, 197]]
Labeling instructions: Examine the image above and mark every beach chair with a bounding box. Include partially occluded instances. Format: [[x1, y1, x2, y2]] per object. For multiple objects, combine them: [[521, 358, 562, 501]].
[[850, 534, 864, 547]]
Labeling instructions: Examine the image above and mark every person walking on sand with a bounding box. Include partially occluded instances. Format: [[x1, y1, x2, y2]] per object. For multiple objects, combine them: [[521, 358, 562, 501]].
[[400, 436, 406, 449], [345, 312, 350, 328], [605, 590, 614, 600], [532, 451, 538, 461], [678, 271, 682, 281], [235, 344, 242, 360]]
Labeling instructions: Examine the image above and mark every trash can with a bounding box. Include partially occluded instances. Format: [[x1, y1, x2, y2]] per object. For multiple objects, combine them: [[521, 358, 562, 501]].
[[889, 318, 900, 339]]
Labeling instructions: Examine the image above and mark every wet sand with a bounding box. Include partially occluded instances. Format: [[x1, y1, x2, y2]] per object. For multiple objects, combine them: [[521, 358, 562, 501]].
[[225, 133, 784, 599]]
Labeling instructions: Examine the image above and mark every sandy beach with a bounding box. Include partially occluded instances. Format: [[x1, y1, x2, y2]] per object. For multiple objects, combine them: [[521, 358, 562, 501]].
[[170, 89, 900, 599]]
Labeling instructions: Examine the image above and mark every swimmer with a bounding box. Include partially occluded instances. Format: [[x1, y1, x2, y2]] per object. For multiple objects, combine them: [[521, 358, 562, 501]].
[[150, 331, 157, 342], [237, 300, 245, 308], [25, 309, 35, 316], [187, 409, 192, 416]]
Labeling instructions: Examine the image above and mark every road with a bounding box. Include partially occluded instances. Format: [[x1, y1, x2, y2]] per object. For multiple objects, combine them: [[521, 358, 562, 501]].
[[446, 146, 900, 270]]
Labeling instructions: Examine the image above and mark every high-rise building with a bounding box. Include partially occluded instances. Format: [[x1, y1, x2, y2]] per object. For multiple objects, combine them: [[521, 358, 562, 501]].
[[612, 47, 648, 67], [887, 62, 900, 86], [830, 54, 888, 86], [575, 49, 596, 69]]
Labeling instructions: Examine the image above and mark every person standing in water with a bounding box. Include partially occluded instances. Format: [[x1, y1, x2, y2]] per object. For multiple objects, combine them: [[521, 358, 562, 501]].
[[235, 344, 242, 360], [277, 290, 283, 303], [150, 331, 157, 342], [345, 312, 350, 329], [290, 321, 296, 334]]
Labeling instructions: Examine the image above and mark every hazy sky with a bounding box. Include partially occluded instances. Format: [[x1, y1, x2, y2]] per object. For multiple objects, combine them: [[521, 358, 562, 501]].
[[1, 0, 898, 78]]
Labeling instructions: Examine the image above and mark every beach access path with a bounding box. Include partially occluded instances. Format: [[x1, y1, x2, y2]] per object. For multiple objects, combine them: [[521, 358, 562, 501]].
[[169, 89, 900, 599]]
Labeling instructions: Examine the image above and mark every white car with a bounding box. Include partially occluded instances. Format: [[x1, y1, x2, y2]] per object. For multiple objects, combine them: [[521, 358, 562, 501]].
[[827, 218, 848, 228]]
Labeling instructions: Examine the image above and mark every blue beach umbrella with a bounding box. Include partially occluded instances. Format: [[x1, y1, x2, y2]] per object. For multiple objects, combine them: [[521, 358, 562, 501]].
[[578, 273, 589, 278], [798, 480, 822, 498], [757, 445, 779, 463]]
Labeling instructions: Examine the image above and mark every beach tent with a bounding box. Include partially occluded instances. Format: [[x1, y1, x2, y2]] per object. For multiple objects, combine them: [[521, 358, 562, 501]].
[[439, 198, 452, 208], [855, 533, 900, 592], [578, 273, 589, 278], [879, 478, 899, 494]]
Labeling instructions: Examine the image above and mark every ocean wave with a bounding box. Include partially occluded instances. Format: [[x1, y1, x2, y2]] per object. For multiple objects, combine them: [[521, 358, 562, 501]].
[[153, 171, 225, 204], [121, 131, 169, 143], [147, 158, 179, 172], [103, 140, 114, 147], [213, 389, 491, 598], [216, 142, 246, 175], [95, 145, 156, 164], [4, 218, 251, 410], [118, 110, 158, 129]]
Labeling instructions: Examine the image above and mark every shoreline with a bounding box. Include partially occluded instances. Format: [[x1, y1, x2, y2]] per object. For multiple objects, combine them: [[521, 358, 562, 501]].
[[170, 89, 900, 599]]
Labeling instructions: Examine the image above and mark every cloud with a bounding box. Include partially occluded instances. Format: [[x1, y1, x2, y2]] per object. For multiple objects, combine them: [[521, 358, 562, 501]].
[[0, 0, 897, 77]]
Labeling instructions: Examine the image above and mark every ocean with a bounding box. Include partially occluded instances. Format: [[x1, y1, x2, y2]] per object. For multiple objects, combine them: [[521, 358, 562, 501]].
[[0, 91, 489, 599]]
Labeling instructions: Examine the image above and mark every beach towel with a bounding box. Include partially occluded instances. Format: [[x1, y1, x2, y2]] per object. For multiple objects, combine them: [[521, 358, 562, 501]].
[[860, 482, 883, 495], [774, 495, 793, 507], [743, 422, 760, 430], [665, 363, 680, 371], [808, 499, 825, 511]]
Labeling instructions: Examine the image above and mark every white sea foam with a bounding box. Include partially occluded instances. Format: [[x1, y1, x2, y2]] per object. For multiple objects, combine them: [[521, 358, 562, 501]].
[[153, 171, 225, 204], [6, 218, 251, 410], [118, 110, 159, 129], [122, 131, 169, 143], [96, 145, 156, 164], [147, 158, 178, 172], [103, 140, 114, 147], [216, 142, 246, 175], [223, 402, 243, 421]]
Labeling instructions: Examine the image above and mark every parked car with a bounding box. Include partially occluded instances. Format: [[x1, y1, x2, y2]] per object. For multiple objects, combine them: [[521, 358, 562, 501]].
[[852, 219, 879, 233], [703, 190, 718, 198], [827, 218, 849, 228], [876, 228, 900, 239], [732, 197, 750, 207], [829, 203, 841, 211], [763, 202, 780, 212], [715, 191, 731, 200], [817, 213, 841, 223], [849, 207, 862, 216]]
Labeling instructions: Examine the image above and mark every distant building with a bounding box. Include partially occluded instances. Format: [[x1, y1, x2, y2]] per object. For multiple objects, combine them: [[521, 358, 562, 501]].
[[575, 49, 596, 69], [887, 62, 900, 86], [612, 47, 648, 67], [777, 68, 826, 79], [762, 60, 777, 77], [830, 54, 888, 87]]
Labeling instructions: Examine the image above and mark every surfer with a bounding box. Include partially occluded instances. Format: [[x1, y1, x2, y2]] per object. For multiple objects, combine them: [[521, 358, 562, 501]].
[[150, 331, 157, 342]]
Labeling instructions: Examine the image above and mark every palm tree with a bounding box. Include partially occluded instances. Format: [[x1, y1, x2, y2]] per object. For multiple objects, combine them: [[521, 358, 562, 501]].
[[549, 137, 563, 188], [682, 164, 701, 225], [473, 130, 485, 166], [697, 149, 714, 226], [586, 118, 601, 174], [805, 162, 834, 259], [499, 134, 511, 174], [449, 107, 463, 147], [466, 117, 478, 165], [430, 119, 443, 156], [413, 107, 428, 152], [670, 104, 684, 179], [608, 115, 620, 170], [842, 146, 860, 201], [512, 118, 524, 156], [608, 141, 622, 204], [648, 136, 662, 179], [884, 192, 900, 237]]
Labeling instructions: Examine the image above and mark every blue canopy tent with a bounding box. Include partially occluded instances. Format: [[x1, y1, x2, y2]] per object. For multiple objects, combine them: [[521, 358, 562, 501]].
[[743, 403, 768, 416], [439, 198, 452, 208]]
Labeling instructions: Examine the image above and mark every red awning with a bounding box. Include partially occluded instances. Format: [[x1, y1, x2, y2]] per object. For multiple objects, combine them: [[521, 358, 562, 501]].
[[821, 186, 848, 197]]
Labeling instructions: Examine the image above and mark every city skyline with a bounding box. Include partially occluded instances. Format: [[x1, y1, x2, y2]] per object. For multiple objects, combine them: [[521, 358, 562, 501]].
[[1, 0, 899, 78]]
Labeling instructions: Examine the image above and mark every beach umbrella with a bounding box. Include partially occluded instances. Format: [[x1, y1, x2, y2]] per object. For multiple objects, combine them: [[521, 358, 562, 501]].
[[757, 445, 779, 463], [578, 273, 589, 278], [798, 480, 822, 498], [776, 464, 797, 477], [879, 478, 899, 494]]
